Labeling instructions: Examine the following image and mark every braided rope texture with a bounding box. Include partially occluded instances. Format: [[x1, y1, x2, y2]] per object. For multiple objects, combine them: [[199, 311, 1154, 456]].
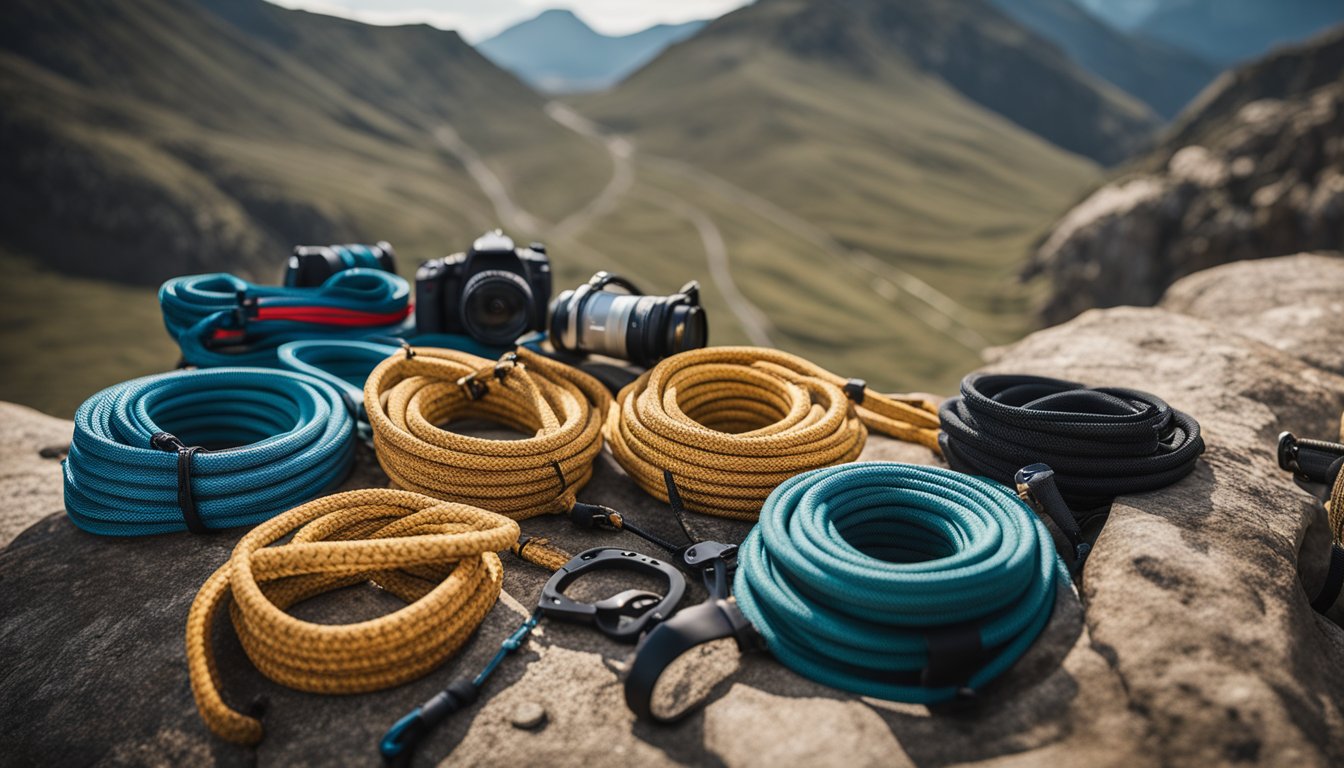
[[734, 462, 1066, 702], [186, 488, 520, 745], [1332, 413, 1344, 540], [365, 347, 610, 519], [63, 367, 354, 536], [939, 373, 1205, 510], [160, 270, 411, 367], [606, 347, 941, 519]]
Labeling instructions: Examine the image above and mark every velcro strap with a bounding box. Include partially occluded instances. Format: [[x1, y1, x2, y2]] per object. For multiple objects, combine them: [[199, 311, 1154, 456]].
[[150, 431, 209, 534], [1310, 542, 1344, 614], [919, 623, 984, 690]]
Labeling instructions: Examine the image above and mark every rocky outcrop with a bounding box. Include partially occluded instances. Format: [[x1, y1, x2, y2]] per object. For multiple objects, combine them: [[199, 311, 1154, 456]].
[[1025, 27, 1344, 325], [3, 254, 1343, 766]]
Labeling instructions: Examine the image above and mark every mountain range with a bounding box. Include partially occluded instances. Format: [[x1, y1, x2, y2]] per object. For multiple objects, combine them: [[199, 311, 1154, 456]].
[[1136, 0, 1344, 64], [477, 9, 706, 93]]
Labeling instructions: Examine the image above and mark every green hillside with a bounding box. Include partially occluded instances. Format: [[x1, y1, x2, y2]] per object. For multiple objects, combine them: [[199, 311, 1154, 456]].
[[2, 0, 1111, 417]]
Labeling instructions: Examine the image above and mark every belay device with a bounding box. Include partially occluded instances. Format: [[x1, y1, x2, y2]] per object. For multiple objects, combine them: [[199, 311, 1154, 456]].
[[378, 546, 685, 766]]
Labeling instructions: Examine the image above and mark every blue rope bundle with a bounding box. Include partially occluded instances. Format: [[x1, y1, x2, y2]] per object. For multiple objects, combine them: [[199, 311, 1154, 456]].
[[64, 367, 355, 536], [734, 462, 1066, 702], [159, 269, 411, 367]]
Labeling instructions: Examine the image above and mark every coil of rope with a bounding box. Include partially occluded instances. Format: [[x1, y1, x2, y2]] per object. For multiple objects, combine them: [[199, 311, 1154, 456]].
[[364, 346, 610, 519], [734, 463, 1066, 701], [186, 488, 570, 745], [63, 367, 354, 536], [1277, 414, 1344, 613], [623, 462, 1066, 720], [939, 373, 1204, 510], [605, 347, 941, 520], [160, 269, 412, 367]]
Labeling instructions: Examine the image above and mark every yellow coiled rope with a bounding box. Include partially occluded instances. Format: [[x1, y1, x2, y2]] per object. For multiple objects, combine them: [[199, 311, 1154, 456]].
[[186, 488, 537, 745], [606, 347, 942, 519], [365, 347, 610, 519]]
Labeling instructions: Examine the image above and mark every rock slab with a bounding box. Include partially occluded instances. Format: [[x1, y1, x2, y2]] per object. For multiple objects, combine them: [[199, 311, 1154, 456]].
[[3, 254, 1344, 766]]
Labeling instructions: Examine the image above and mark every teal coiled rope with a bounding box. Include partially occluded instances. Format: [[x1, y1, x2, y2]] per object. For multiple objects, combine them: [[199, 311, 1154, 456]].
[[160, 269, 412, 367], [63, 368, 355, 536], [734, 462, 1066, 702]]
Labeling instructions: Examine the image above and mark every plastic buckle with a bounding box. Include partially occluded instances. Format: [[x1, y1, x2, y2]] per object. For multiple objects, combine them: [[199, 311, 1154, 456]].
[[1014, 463, 1054, 510], [493, 352, 518, 382], [1277, 432, 1301, 474], [842, 378, 867, 405], [540, 547, 686, 643], [679, 541, 738, 598], [456, 372, 489, 401]]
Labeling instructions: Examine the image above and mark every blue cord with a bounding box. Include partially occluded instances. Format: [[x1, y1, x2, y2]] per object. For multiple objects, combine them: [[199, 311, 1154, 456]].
[[159, 269, 411, 367], [734, 462, 1066, 703], [63, 367, 355, 536]]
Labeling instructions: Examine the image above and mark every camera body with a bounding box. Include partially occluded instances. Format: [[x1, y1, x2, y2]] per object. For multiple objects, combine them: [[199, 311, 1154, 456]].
[[285, 241, 396, 287], [415, 230, 551, 345]]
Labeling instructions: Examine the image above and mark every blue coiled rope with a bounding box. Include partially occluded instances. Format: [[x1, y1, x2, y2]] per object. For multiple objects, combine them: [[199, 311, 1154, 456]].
[[734, 462, 1066, 702], [159, 269, 412, 367], [63, 367, 355, 536]]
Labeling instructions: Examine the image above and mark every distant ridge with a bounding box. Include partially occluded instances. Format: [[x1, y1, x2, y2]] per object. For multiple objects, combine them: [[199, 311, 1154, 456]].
[[477, 9, 706, 93]]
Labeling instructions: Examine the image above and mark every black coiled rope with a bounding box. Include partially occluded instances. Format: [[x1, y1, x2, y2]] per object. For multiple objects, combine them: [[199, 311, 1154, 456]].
[[939, 373, 1205, 512]]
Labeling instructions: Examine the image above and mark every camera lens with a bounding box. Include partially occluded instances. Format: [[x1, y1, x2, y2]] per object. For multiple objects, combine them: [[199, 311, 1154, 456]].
[[549, 274, 708, 367], [461, 270, 533, 346]]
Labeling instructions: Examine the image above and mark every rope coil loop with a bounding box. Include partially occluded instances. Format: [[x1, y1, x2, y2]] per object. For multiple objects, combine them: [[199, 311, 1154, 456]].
[[186, 488, 521, 745], [939, 373, 1205, 511], [364, 347, 611, 519], [63, 368, 354, 536], [734, 462, 1066, 702], [606, 347, 941, 519]]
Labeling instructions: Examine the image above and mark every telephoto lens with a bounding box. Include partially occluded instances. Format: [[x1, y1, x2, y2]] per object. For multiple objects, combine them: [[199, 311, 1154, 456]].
[[549, 272, 707, 368], [285, 241, 396, 287]]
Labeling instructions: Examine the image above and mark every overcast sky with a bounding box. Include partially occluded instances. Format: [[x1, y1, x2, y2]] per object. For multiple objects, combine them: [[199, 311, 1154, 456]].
[[266, 1, 751, 42]]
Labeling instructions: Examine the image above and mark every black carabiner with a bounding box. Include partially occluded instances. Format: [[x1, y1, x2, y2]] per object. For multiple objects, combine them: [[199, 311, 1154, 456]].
[[541, 547, 686, 642]]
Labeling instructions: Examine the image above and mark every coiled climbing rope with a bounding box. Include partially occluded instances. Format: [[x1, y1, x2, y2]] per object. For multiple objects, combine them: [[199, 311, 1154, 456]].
[[186, 488, 549, 745], [939, 373, 1204, 510], [63, 367, 354, 536], [160, 269, 411, 367], [734, 462, 1066, 701], [606, 347, 941, 519], [1277, 414, 1344, 613], [364, 346, 610, 519]]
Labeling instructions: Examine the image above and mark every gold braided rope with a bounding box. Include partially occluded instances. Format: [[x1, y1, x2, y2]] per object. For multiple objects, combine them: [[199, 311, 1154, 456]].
[[364, 347, 610, 519], [186, 489, 523, 745], [606, 346, 942, 520], [1332, 412, 1344, 541]]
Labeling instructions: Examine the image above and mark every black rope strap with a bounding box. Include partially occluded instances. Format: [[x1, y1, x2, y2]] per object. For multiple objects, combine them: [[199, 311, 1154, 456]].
[[939, 373, 1204, 513], [149, 432, 208, 534]]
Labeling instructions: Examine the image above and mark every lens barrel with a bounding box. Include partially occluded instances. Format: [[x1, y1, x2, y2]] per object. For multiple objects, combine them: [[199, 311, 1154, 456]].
[[549, 273, 707, 367], [461, 270, 533, 346]]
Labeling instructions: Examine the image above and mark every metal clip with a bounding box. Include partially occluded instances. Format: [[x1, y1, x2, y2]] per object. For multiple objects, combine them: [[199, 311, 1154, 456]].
[[456, 372, 489, 401]]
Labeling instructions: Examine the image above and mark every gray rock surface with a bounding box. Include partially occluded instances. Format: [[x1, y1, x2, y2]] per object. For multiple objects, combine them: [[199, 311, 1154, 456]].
[[3, 254, 1343, 766], [1024, 28, 1344, 325]]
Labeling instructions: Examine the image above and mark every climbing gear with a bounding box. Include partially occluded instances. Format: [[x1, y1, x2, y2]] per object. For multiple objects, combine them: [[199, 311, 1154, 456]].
[[63, 367, 353, 536], [939, 372, 1204, 512], [364, 346, 610, 520], [624, 462, 1068, 721], [186, 488, 570, 745], [1277, 416, 1344, 612], [160, 269, 411, 367], [379, 546, 686, 766], [277, 335, 508, 434], [606, 347, 942, 520]]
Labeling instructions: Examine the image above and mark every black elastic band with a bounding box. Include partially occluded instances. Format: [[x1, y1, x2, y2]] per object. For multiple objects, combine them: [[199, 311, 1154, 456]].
[[551, 460, 567, 495], [843, 378, 867, 405], [150, 431, 208, 534], [920, 624, 984, 690], [1311, 542, 1344, 614]]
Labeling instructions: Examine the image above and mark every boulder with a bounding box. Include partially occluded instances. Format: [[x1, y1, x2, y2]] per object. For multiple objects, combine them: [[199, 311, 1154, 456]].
[[3, 253, 1343, 766]]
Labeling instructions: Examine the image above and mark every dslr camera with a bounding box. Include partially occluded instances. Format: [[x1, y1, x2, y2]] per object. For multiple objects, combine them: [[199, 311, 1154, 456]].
[[284, 241, 396, 287], [415, 230, 551, 346], [549, 272, 707, 367]]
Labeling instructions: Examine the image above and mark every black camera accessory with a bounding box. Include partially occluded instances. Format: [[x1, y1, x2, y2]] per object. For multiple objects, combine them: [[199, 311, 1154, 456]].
[[414, 230, 551, 345], [285, 241, 397, 287], [548, 271, 707, 368], [379, 546, 684, 766]]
